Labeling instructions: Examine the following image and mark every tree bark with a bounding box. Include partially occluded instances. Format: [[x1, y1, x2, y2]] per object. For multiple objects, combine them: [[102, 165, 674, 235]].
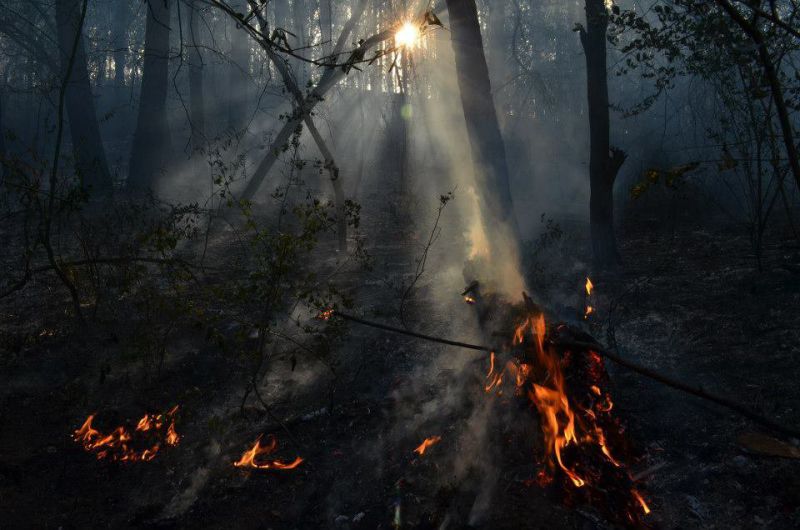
[[579, 0, 624, 270], [444, 0, 517, 230], [55, 0, 113, 195], [127, 0, 173, 191], [0, 80, 5, 182]]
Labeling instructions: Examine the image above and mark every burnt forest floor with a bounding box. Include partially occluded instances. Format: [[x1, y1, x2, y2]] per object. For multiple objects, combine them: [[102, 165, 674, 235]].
[[1, 197, 800, 530]]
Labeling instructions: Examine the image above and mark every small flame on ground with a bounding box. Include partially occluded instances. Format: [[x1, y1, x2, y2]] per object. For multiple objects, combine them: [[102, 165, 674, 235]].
[[584, 277, 595, 319], [413, 436, 441, 456], [73, 406, 180, 462], [234, 435, 303, 470]]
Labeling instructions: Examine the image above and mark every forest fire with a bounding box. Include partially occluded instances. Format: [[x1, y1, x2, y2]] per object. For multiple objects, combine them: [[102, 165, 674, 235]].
[[233, 435, 304, 470], [413, 436, 442, 456], [73, 406, 180, 462], [484, 307, 651, 524]]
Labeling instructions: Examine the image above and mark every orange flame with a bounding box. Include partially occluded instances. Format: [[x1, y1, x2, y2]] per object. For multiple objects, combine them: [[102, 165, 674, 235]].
[[484, 313, 651, 519], [234, 435, 303, 470], [413, 436, 441, 456], [584, 278, 595, 319], [633, 490, 651, 514], [73, 406, 180, 462]]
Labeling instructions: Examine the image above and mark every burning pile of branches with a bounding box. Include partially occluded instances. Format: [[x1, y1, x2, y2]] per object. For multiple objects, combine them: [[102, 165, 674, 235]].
[[73, 406, 180, 462], [483, 297, 650, 525]]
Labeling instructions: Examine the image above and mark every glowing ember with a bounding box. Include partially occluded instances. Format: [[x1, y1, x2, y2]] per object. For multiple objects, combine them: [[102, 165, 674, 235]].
[[464, 295, 476, 305], [413, 436, 441, 456], [73, 406, 180, 462], [585, 277, 594, 295], [395, 21, 421, 48], [317, 308, 334, 320], [234, 435, 303, 470]]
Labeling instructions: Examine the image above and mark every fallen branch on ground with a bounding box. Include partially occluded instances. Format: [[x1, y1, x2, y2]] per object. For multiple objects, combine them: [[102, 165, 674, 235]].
[[331, 310, 800, 440]]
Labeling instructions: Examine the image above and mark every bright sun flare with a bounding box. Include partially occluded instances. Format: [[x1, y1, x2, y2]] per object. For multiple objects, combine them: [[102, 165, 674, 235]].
[[395, 22, 420, 48]]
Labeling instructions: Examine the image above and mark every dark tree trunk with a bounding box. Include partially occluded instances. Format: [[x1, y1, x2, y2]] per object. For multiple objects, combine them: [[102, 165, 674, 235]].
[[444, 0, 517, 230], [189, 2, 205, 151], [55, 0, 113, 194], [0, 81, 5, 182], [127, 0, 172, 191], [579, 0, 625, 270]]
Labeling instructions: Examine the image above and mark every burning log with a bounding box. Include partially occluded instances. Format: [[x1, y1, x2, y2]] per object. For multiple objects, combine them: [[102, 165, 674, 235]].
[[73, 406, 180, 462]]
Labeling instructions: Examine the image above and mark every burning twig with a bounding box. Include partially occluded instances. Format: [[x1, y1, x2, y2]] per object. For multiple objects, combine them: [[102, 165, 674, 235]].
[[73, 406, 180, 462], [233, 435, 304, 470], [584, 277, 594, 319], [413, 436, 441, 456]]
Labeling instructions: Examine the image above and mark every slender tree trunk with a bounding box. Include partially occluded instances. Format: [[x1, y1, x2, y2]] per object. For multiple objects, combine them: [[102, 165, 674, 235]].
[[579, 0, 625, 270], [55, 0, 113, 195], [715, 0, 800, 193], [444, 0, 517, 229], [239, 0, 370, 200], [189, 2, 206, 151], [128, 0, 173, 191]]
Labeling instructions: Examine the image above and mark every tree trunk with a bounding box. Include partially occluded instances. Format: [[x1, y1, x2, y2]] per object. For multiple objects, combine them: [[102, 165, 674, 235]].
[[579, 0, 624, 270], [239, 0, 370, 200], [444, 0, 517, 229], [189, 2, 206, 151], [0, 80, 5, 183], [55, 0, 113, 195], [127, 0, 173, 191]]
